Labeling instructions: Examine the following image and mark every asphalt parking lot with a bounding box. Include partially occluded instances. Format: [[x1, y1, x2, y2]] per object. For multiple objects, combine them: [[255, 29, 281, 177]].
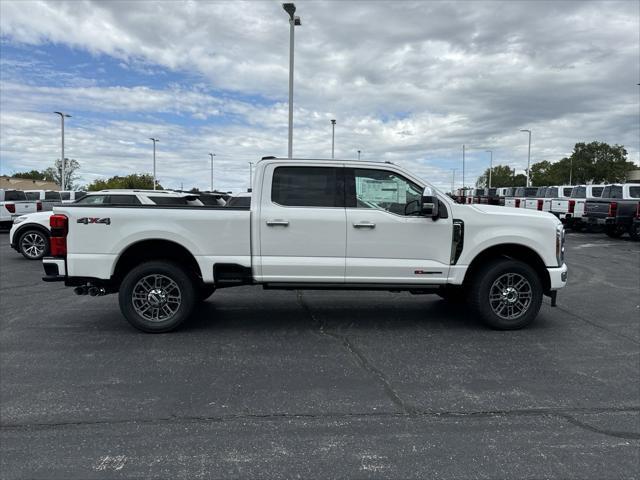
[[1, 231, 639, 479]]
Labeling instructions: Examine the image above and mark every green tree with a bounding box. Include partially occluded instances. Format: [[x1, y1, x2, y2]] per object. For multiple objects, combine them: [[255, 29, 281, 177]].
[[568, 142, 633, 184], [85, 174, 162, 191], [475, 165, 524, 187]]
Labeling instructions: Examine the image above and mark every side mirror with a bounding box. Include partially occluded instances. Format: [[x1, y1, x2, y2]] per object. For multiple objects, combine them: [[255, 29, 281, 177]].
[[421, 187, 440, 220]]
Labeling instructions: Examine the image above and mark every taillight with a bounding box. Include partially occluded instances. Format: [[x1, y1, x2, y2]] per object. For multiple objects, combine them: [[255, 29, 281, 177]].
[[6, 204, 15, 213], [36, 201, 42, 211], [608, 202, 618, 218], [636, 202, 640, 219], [515, 199, 521, 208], [537, 199, 543, 210], [49, 214, 68, 257], [568, 200, 575, 214]]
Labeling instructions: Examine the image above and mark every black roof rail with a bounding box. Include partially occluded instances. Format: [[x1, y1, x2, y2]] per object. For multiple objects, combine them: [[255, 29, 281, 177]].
[[261, 156, 276, 160]]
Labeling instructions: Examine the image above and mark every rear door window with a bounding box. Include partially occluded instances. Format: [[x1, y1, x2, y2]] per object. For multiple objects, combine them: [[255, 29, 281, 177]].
[[4, 190, 27, 201], [272, 167, 343, 207], [45, 191, 61, 201], [148, 196, 188, 205], [109, 195, 142, 205]]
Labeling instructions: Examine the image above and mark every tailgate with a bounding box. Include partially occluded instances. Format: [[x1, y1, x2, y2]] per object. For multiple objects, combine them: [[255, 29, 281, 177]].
[[7, 201, 37, 216], [551, 200, 568, 213], [584, 201, 609, 218]]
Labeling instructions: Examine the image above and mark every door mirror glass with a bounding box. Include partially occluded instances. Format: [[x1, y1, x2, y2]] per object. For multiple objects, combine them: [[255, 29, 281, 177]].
[[421, 187, 439, 219]]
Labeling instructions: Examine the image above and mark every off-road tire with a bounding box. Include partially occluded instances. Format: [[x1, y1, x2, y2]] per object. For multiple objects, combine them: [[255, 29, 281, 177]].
[[469, 258, 543, 330], [118, 261, 197, 333]]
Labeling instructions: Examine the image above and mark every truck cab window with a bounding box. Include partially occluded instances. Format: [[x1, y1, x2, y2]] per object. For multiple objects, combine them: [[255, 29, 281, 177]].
[[271, 167, 342, 207], [352, 169, 423, 216]]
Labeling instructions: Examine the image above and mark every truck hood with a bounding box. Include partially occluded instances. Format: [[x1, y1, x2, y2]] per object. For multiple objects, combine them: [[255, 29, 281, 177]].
[[464, 203, 560, 223]]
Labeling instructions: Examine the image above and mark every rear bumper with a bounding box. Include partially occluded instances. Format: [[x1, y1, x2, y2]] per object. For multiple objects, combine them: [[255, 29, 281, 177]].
[[547, 263, 568, 290], [42, 257, 66, 282]]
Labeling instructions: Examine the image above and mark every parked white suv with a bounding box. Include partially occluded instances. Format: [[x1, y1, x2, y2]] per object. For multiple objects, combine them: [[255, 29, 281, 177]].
[[10, 190, 202, 260]]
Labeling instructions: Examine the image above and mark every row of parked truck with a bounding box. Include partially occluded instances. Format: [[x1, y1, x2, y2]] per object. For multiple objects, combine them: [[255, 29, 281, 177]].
[[453, 184, 640, 240]]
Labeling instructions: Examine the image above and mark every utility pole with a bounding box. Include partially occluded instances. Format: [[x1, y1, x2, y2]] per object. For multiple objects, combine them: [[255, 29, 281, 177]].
[[53, 112, 71, 190], [149, 138, 159, 190], [283, 3, 301, 158], [331, 119, 336, 159], [451, 168, 457, 193], [209, 153, 215, 191], [520, 129, 532, 187], [357, 150, 361, 161]]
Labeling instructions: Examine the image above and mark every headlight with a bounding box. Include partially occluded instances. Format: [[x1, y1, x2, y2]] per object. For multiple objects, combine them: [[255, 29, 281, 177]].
[[556, 224, 565, 266], [12, 216, 28, 225]]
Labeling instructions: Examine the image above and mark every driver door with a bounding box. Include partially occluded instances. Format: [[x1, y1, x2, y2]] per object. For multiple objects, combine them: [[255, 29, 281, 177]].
[[345, 167, 452, 283]]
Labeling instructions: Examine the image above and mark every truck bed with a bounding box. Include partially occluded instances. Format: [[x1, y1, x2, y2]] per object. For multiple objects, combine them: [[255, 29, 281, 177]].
[[53, 204, 251, 282]]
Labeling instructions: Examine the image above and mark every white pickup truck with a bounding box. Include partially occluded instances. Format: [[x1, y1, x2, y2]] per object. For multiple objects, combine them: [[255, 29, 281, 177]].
[[42, 158, 567, 332]]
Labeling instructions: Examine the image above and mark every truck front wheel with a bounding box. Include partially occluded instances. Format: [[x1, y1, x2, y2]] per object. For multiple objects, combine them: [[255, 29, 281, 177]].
[[118, 261, 197, 333], [469, 259, 543, 330]]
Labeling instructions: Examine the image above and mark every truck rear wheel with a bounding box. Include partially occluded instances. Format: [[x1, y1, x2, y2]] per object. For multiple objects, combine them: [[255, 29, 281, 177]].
[[630, 223, 640, 241], [118, 261, 197, 333], [469, 259, 543, 330]]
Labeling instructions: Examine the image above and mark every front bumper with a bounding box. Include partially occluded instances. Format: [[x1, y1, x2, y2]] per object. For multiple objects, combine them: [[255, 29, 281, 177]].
[[547, 263, 568, 290]]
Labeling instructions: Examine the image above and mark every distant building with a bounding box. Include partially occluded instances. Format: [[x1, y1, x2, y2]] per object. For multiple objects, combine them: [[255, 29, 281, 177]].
[[0, 176, 60, 191], [628, 169, 640, 182]]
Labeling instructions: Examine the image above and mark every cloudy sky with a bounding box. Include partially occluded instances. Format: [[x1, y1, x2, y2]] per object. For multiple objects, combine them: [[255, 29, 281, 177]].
[[0, 0, 638, 192]]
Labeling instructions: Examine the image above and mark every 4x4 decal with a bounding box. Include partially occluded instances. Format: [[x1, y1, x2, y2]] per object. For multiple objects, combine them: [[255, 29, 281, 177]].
[[77, 217, 111, 225]]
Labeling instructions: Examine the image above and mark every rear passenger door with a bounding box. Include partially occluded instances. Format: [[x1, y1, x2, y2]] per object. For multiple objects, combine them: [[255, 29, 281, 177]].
[[258, 165, 346, 283]]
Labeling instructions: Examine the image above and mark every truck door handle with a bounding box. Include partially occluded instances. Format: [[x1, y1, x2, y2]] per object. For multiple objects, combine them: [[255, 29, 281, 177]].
[[266, 220, 289, 227], [353, 222, 376, 229]]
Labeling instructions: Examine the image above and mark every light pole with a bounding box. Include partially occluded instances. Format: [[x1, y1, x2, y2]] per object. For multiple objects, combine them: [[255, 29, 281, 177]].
[[462, 144, 466, 189], [331, 119, 336, 158], [569, 157, 573, 186], [357, 150, 361, 161], [283, 3, 301, 159], [149, 138, 159, 190], [485, 150, 493, 188], [53, 112, 71, 191], [249, 161, 254, 189], [209, 153, 215, 191], [451, 168, 457, 193], [520, 129, 531, 187]]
